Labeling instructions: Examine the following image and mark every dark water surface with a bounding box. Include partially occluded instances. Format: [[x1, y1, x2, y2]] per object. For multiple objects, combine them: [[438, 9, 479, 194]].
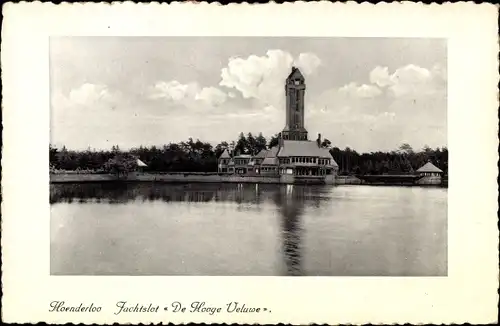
[[50, 182, 447, 276]]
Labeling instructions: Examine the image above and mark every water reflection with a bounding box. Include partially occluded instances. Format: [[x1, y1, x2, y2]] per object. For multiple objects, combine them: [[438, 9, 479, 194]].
[[274, 185, 305, 276], [51, 182, 327, 276], [50, 182, 447, 276], [50, 182, 330, 206]]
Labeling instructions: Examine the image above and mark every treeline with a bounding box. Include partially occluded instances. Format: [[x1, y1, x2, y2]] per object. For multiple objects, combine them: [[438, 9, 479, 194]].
[[50, 133, 448, 175], [330, 144, 448, 176]]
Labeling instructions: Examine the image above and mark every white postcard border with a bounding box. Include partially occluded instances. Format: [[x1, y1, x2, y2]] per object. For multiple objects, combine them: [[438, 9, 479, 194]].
[[1, 2, 498, 324]]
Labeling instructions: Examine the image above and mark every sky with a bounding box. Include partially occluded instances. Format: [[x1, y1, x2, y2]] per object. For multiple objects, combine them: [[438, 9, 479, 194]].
[[50, 37, 447, 153]]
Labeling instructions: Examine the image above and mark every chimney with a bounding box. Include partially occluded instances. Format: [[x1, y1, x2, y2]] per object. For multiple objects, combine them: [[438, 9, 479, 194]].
[[316, 133, 322, 147], [279, 133, 284, 148]]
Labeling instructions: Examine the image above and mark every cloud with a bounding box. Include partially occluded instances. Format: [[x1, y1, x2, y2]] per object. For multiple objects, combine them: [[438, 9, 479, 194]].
[[294, 52, 322, 75], [66, 83, 117, 107], [306, 63, 447, 152], [338, 82, 382, 98], [219, 49, 321, 108], [51, 83, 127, 149], [369, 66, 392, 87], [369, 64, 446, 98], [195, 87, 228, 106], [148, 80, 200, 101], [146, 50, 323, 112]]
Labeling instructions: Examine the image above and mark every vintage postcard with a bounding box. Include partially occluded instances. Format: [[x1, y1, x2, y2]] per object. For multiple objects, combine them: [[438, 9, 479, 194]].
[[1, 2, 498, 325]]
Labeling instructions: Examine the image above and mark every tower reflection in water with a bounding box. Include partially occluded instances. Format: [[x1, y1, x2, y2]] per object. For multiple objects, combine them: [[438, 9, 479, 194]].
[[51, 182, 328, 276], [274, 184, 305, 276]]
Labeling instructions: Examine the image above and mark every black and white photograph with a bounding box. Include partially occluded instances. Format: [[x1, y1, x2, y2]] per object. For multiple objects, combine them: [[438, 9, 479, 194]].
[[3, 3, 498, 325], [49, 37, 448, 276]]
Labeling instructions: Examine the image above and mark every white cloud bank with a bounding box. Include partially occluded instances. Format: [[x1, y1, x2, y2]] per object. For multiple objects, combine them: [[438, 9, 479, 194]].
[[219, 49, 322, 107], [339, 82, 382, 99], [369, 63, 446, 97], [308, 63, 447, 151], [146, 49, 322, 110], [148, 80, 199, 101], [195, 87, 228, 106], [66, 83, 117, 106], [148, 80, 229, 107]]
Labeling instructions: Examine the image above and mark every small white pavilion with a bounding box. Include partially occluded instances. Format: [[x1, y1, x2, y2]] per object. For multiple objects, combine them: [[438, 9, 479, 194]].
[[416, 161, 443, 177]]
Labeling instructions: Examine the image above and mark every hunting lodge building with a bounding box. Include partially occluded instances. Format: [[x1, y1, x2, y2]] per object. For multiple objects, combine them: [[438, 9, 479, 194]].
[[218, 67, 339, 183]]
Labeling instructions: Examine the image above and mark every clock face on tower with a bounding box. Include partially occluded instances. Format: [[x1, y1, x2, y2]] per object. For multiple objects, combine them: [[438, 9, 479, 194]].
[[294, 80, 300, 85]]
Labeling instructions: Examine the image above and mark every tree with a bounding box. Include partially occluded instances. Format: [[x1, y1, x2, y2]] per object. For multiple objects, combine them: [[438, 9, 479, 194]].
[[111, 145, 121, 153], [104, 154, 138, 178], [268, 134, 280, 148], [49, 145, 58, 167], [399, 143, 414, 154], [247, 132, 257, 155], [255, 132, 267, 153], [214, 141, 229, 158], [321, 138, 332, 148], [49, 139, 448, 177], [235, 132, 248, 155], [55, 146, 78, 170]]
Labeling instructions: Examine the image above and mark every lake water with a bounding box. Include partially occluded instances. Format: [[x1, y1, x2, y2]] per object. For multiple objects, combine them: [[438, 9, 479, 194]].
[[50, 182, 447, 276]]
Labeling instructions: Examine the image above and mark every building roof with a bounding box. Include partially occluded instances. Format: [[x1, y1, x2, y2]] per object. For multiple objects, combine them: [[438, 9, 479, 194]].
[[219, 149, 231, 159], [286, 67, 304, 82], [255, 149, 268, 158], [234, 154, 252, 159], [417, 162, 443, 173], [267, 146, 279, 157], [277, 140, 333, 159], [262, 157, 278, 165], [136, 159, 147, 167]]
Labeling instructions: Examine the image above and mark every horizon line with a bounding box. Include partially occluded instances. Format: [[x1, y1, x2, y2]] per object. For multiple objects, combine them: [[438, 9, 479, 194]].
[[49, 142, 449, 154]]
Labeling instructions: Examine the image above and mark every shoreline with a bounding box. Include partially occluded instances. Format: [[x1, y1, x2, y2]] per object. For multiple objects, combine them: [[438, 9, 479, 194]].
[[50, 173, 446, 187]]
